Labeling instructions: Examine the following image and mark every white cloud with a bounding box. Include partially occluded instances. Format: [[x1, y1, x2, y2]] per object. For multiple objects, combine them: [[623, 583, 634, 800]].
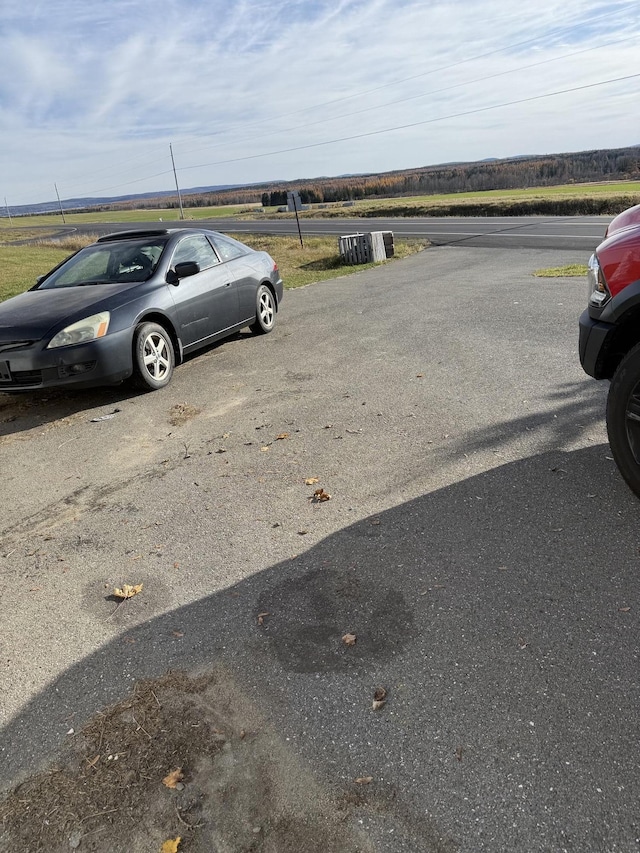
[[0, 0, 638, 206]]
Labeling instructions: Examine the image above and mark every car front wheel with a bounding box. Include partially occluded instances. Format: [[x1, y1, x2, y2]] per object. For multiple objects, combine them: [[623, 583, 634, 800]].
[[250, 285, 276, 334], [606, 341, 640, 498], [132, 322, 175, 390]]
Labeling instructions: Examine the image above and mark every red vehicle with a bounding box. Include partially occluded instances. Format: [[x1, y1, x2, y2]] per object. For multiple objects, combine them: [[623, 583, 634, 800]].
[[579, 203, 640, 497]]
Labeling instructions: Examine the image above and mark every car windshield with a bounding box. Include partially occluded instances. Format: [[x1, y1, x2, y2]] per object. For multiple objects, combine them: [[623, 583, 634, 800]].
[[37, 238, 168, 289]]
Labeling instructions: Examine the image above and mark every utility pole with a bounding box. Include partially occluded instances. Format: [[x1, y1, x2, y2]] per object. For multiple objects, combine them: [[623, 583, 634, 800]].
[[169, 143, 185, 221], [4, 197, 11, 225], [54, 183, 66, 223]]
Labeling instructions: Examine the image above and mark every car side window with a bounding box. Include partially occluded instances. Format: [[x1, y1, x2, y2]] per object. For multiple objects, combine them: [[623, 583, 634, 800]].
[[171, 235, 220, 270], [209, 234, 247, 262]]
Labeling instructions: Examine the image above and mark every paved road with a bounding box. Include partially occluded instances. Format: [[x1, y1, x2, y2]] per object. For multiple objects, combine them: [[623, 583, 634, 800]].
[[1, 244, 638, 851], [60, 214, 610, 251]]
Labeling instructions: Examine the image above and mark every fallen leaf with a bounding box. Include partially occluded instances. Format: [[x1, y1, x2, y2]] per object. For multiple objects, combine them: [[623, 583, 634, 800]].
[[372, 686, 387, 710], [305, 477, 320, 485], [257, 612, 270, 625], [619, 606, 631, 612], [260, 446, 270, 452], [342, 633, 357, 646], [161, 838, 181, 853], [275, 433, 289, 440], [171, 631, 184, 638], [354, 776, 373, 784], [297, 530, 308, 535], [86, 754, 100, 768], [162, 768, 184, 789], [113, 583, 143, 599], [312, 488, 331, 502]]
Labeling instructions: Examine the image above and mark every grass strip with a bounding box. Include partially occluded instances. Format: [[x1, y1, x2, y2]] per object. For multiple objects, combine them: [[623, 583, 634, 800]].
[[533, 264, 588, 277]]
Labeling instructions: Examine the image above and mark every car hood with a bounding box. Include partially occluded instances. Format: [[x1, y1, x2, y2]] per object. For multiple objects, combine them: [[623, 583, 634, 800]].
[[0, 284, 138, 342]]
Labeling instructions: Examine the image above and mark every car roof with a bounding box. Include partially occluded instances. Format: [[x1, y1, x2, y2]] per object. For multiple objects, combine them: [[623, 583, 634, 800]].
[[96, 227, 222, 244]]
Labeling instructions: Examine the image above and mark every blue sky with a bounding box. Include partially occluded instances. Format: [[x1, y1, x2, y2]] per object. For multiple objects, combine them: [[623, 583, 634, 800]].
[[1, 0, 638, 207]]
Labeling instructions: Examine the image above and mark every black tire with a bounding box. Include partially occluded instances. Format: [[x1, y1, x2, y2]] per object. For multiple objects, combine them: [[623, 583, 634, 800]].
[[606, 341, 640, 498], [132, 322, 175, 391], [249, 284, 276, 334]]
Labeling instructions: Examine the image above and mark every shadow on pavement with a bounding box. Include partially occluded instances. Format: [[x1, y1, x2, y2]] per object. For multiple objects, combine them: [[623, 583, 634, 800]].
[[1, 443, 638, 851]]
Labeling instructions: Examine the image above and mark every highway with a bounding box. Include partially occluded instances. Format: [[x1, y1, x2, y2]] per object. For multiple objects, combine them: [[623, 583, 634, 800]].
[[64, 214, 610, 252]]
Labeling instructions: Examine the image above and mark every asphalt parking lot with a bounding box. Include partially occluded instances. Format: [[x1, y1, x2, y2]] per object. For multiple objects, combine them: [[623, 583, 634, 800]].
[[1, 245, 638, 852]]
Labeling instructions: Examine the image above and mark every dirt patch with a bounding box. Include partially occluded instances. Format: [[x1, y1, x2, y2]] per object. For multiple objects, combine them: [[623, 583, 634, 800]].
[[168, 403, 201, 427], [0, 668, 374, 853]]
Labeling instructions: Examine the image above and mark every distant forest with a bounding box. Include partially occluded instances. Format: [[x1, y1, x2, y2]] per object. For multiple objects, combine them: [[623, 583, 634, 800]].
[[108, 145, 640, 211]]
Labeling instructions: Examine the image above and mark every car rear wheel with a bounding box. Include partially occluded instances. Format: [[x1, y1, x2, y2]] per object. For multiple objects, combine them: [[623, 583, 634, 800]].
[[606, 341, 640, 498], [250, 285, 276, 334], [132, 322, 175, 390]]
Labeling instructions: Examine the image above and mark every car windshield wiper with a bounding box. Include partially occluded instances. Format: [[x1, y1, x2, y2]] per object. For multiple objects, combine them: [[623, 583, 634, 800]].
[[72, 280, 115, 286]]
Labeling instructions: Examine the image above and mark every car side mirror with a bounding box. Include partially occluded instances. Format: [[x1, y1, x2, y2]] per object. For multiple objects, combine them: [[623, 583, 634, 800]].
[[167, 262, 200, 284], [174, 261, 200, 279]]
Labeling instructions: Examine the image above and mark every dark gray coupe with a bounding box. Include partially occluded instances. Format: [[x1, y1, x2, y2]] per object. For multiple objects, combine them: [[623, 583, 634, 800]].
[[0, 228, 283, 392]]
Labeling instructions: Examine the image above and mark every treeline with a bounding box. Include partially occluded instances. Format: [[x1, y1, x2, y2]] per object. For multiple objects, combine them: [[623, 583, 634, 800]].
[[104, 145, 639, 211], [257, 147, 640, 206]]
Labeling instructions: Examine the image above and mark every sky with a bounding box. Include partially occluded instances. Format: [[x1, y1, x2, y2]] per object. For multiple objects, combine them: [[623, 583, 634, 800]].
[[1, 0, 639, 208]]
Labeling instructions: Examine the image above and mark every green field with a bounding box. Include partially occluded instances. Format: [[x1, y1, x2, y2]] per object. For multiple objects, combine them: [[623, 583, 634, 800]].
[[353, 181, 640, 205], [2, 181, 639, 230], [0, 204, 254, 230]]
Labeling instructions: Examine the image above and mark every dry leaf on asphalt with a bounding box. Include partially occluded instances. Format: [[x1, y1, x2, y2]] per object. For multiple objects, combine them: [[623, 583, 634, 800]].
[[372, 687, 387, 710], [354, 776, 373, 784], [275, 432, 289, 440], [342, 633, 357, 646], [257, 612, 270, 626], [161, 838, 181, 853], [312, 488, 331, 502], [305, 477, 320, 485], [162, 768, 184, 789], [113, 583, 143, 599]]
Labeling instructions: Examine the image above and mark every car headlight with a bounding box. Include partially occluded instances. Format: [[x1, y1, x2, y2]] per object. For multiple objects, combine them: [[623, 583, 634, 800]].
[[47, 312, 110, 349], [587, 254, 610, 308]]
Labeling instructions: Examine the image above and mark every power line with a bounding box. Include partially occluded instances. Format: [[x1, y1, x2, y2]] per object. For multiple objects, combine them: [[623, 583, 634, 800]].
[[52, 6, 639, 199], [174, 73, 640, 173], [173, 5, 638, 159], [74, 64, 639, 201], [174, 33, 638, 164], [63, 71, 640, 200]]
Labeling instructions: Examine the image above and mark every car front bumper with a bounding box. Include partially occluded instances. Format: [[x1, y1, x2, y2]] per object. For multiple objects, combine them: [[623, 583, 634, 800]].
[[0, 328, 134, 392], [579, 309, 614, 379]]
